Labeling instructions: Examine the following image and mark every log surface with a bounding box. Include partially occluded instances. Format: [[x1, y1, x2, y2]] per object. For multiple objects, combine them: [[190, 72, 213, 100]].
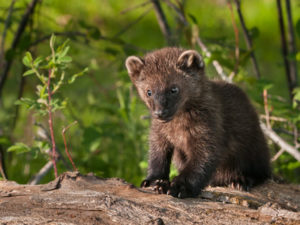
[[0, 172, 299, 224]]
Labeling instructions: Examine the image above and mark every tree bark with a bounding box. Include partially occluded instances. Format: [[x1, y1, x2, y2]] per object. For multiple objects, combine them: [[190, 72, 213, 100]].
[[0, 172, 299, 224]]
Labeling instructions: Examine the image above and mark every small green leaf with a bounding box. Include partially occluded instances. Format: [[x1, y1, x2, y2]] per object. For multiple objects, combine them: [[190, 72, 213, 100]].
[[52, 72, 65, 94], [68, 67, 88, 84], [292, 87, 300, 108], [139, 161, 148, 170], [15, 97, 35, 107], [23, 69, 35, 76], [59, 56, 72, 63], [33, 56, 43, 67], [37, 98, 48, 106], [7, 142, 31, 154], [22, 52, 33, 67], [36, 84, 47, 99], [57, 39, 70, 53], [50, 34, 56, 49], [59, 46, 70, 58], [296, 52, 300, 61]]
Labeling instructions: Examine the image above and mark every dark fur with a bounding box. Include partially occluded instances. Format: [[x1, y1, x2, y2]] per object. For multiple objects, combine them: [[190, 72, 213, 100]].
[[125, 47, 271, 198]]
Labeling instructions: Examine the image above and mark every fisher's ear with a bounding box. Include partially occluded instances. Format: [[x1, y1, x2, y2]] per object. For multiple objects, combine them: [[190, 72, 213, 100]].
[[176, 50, 204, 74], [125, 56, 145, 80]]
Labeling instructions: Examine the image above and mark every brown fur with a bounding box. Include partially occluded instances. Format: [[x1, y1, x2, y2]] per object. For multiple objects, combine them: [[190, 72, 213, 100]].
[[125, 47, 271, 198]]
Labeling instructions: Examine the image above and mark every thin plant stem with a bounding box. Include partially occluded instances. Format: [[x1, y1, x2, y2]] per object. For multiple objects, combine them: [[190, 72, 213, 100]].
[[62, 121, 78, 171], [263, 89, 271, 129], [47, 69, 58, 178]]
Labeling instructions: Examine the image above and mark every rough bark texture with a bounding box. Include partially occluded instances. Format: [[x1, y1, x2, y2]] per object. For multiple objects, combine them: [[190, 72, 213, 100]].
[[0, 172, 299, 224]]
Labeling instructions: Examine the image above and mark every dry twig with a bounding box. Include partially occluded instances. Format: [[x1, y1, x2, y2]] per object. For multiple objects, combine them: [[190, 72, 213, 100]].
[[271, 148, 285, 162], [62, 121, 78, 171], [260, 123, 300, 162], [28, 123, 71, 184], [29, 161, 53, 185], [120, 1, 151, 15], [263, 89, 271, 129], [260, 115, 287, 123]]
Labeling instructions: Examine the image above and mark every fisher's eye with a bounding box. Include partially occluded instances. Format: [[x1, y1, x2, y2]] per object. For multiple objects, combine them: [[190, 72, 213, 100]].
[[170, 86, 179, 94], [147, 90, 152, 97]]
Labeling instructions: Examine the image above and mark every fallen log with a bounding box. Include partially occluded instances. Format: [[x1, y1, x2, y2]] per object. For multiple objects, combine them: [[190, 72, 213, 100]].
[[0, 172, 299, 224]]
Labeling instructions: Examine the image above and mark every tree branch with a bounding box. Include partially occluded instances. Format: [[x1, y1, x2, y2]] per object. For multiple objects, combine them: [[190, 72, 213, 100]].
[[260, 122, 300, 162], [234, 0, 261, 79], [0, 0, 41, 99], [263, 89, 271, 129], [0, 0, 17, 68], [276, 0, 294, 100], [197, 37, 233, 83], [271, 148, 285, 162], [114, 7, 152, 37], [120, 1, 151, 15], [162, 0, 188, 25], [227, 0, 240, 79], [151, 0, 173, 45], [285, 0, 298, 91], [28, 161, 53, 185]]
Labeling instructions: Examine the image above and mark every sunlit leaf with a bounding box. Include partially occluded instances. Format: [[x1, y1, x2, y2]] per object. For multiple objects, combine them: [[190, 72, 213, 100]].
[[22, 52, 33, 67], [23, 69, 35, 76], [33, 56, 43, 67], [59, 56, 72, 63], [7, 143, 31, 154], [68, 67, 88, 84]]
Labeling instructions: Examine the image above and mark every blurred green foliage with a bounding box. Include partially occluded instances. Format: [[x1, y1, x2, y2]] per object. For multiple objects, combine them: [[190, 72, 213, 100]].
[[0, 0, 299, 185]]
